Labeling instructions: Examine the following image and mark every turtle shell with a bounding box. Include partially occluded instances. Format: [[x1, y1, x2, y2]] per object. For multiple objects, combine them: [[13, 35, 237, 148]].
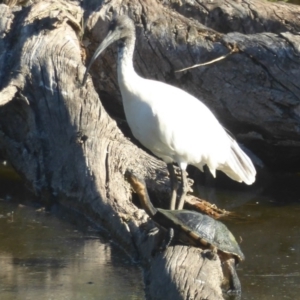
[[155, 209, 244, 261]]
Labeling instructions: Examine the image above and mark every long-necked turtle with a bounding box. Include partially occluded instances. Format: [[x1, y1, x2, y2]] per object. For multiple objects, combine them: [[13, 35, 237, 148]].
[[126, 170, 245, 294]]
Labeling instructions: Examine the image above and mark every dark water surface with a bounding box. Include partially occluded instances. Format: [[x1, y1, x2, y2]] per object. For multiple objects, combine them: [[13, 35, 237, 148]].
[[197, 176, 300, 300], [0, 163, 144, 300], [1, 161, 300, 300], [236, 200, 300, 300]]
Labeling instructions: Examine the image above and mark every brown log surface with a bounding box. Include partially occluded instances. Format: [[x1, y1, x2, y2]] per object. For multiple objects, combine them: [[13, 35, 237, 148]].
[[84, 0, 300, 171], [0, 0, 299, 299]]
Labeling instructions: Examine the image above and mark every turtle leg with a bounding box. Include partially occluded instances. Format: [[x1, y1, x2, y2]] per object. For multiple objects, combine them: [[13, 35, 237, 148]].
[[152, 228, 175, 256], [151, 228, 174, 256], [203, 245, 218, 260], [147, 227, 160, 236], [167, 164, 178, 210], [150, 228, 163, 256], [177, 168, 189, 210], [222, 257, 242, 295], [160, 228, 174, 251]]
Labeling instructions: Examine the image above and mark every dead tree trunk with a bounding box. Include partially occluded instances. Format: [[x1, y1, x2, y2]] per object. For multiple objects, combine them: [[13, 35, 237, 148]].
[[83, 0, 300, 172], [0, 0, 299, 299]]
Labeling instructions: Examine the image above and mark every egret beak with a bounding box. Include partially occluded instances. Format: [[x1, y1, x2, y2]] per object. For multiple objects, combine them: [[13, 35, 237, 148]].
[[82, 29, 119, 85]]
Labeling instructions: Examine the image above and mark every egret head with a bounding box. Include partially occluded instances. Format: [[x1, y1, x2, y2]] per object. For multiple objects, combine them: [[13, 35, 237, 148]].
[[108, 15, 135, 42], [82, 15, 135, 85]]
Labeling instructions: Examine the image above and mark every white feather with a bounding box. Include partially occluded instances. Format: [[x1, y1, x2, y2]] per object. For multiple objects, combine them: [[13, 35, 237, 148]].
[[84, 15, 256, 189], [118, 55, 256, 185]]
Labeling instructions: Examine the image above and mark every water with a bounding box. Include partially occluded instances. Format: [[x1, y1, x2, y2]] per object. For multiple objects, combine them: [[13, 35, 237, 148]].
[[234, 200, 300, 300], [196, 175, 300, 300], [1, 161, 300, 300], [0, 163, 144, 300]]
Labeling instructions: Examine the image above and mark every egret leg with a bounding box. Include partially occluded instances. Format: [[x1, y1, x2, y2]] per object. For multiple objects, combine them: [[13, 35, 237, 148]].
[[167, 163, 178, 210], [177, 168, 189, 210]]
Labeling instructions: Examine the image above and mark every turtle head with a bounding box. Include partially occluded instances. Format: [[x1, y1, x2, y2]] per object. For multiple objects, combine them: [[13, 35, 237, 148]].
[[125, 170, 146, 195], [125, 169, 157, 217]]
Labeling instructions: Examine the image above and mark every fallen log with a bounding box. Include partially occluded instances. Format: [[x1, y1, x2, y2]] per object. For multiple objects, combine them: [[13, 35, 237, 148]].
[[0, 0, 299, 298]]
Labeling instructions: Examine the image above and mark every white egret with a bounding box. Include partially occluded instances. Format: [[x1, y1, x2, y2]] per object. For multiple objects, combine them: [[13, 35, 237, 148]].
[[83, 15, 256, 210]]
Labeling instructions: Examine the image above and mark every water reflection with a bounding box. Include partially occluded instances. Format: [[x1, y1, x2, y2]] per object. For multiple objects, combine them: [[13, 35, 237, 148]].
[[1, 160, 300, 300], [0, 163, 144, 300], [197, 176, 300, 300], [236, 201, 300, 300]]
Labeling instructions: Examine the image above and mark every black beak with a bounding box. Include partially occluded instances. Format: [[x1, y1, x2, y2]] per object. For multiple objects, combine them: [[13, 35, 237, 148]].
[[82, 29, 119, 85]]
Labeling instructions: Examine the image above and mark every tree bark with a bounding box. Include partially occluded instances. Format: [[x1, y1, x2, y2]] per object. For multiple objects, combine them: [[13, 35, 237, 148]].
[[0, 0, 299, 299], [84, 0, 300, 172]]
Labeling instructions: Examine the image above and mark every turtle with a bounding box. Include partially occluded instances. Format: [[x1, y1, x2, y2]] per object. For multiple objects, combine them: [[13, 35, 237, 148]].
[[126, 170, 245, 294]]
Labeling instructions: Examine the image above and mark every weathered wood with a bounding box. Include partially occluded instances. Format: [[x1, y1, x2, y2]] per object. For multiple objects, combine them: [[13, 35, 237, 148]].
[[145, 246, 223, 300], [168, 0, 300, 34], [0, 0, 224, 299], [84, 0, 300, 172], [0, 0, 299, 299]]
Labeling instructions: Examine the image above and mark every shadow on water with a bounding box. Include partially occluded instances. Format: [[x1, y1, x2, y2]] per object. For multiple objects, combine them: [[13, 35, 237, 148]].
[[0, 162, 144, 300], [1, 160, 300, 300], [195, 171, 300, 300]]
